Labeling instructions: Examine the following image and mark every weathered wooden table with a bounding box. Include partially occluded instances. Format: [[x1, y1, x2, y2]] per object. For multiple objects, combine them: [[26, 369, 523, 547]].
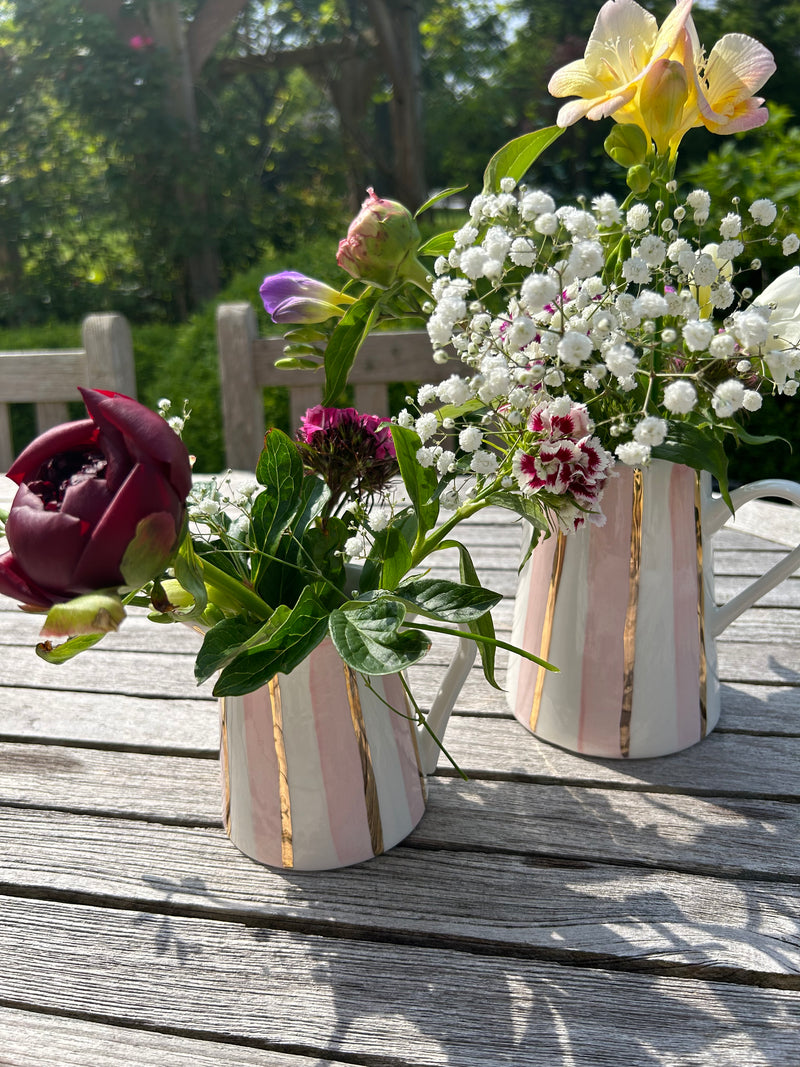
[[1, 474, 799, 1066]]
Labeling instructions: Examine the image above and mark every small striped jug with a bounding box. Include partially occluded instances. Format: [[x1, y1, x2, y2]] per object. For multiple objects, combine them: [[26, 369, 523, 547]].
[[219, 633, 475, 870], [507, 460, 800, 759]]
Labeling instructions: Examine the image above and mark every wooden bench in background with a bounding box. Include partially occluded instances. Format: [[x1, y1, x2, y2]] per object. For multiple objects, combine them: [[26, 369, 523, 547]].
[[216, 302, 457, 470], [0, 313, 136, 472]]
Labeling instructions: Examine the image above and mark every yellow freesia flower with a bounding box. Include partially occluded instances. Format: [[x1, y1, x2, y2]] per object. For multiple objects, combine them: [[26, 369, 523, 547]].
[[549, 0, 775, 159], [547, 0, 694, 130], [695, 33, 776, 135]]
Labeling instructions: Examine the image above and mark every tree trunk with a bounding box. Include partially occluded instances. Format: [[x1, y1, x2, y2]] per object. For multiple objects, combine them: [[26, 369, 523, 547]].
[[147, 0, 219, 306], [365, 0, 426, 209]]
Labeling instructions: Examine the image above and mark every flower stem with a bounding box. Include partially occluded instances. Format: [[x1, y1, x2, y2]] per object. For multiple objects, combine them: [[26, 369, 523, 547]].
[[197, 556, 273, 621]]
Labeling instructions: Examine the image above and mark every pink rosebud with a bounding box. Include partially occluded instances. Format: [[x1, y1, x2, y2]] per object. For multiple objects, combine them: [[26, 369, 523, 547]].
[[129, 35, 154, 50], [336, 189, 423, 289]]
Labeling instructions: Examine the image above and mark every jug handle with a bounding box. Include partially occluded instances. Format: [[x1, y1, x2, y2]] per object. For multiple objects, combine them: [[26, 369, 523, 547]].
[[703, 478, 800, 638], [416, 626, 477, 776]]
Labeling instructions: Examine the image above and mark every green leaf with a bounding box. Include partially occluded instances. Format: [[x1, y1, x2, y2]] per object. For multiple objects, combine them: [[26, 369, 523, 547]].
[[651, 420, 732, 509], [255, 426, 304, 493], [119, 511, 179, 589], [414, 186, 467, 215], [283, 325, 330, 344], [728, 425, 789, 449], [275, 356, 323, 370], [252, 430, 305, 575], [212, 587, 330, 697], [329, 599, 431, 675], [393, 576, 501, 622], [173, 533, 208, 616], [489, 491, 550, 533], [482, 126, 564, 194], [322, 289, 382, 405], [391, 424, 439, 538], [362, 523, 414, 591], [194, 614, 276, 684], [436, 539, 500, 688], [418, 230, 457, 258], [40, 592, 125, 638], [36, 632, 107, 664]]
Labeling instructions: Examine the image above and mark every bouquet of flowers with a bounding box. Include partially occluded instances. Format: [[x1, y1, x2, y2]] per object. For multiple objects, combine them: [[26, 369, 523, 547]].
[[0, 386, 546, 726], [1, 0, 795, 730], [263, 0, 795, 527]]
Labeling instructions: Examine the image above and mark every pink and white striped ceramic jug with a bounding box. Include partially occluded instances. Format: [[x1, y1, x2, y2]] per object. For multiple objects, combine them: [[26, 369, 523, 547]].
[[220, 633, 475, 870], [507, 460, 800, 759]]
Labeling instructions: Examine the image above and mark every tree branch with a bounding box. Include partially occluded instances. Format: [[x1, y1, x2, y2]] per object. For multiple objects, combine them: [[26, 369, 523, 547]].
[[187, 0, 251, 77], [216, 30, 377, 79]]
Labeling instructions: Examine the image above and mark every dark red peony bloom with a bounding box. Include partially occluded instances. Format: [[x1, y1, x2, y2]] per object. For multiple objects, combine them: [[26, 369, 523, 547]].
[[0, 388, 192, 609]]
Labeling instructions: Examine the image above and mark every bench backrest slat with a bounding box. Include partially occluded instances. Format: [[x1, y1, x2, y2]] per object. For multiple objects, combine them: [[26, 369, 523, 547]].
[[217, 301, 455, 469], [0, 313, 136, 472]]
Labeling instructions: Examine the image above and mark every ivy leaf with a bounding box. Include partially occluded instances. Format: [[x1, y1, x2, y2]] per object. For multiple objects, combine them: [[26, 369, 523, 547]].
[[329, 600, 431, 675], [482, 127, 564, 194]]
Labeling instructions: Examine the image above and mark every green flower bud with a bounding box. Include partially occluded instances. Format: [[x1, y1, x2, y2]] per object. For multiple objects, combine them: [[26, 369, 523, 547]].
[[626, 164, 652, 195], [604, 124, 649, 169], [337, 188, 422, 289]]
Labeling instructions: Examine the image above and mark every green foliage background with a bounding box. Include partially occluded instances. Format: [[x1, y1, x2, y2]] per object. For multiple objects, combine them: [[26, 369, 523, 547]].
[[2, 0, 800, 480]]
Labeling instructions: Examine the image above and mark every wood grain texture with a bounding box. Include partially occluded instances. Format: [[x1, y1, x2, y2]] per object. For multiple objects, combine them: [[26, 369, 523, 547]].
[[0, 1007, 334, 1067], [0, 808, 799, 977], [0, 480, 799, 1065], [0, 894, 798, 1066]]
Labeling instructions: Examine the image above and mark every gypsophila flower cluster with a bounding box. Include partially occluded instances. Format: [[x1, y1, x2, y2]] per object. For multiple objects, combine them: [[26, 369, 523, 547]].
[[421, 179, 800, 482]]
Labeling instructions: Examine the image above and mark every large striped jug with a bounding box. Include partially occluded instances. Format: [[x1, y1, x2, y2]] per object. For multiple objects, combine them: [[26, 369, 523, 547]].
[[219, 634, 475, 870], [507, 461, 800, 759]]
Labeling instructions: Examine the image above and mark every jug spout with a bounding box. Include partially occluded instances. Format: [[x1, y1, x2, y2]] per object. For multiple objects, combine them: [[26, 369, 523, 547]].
[[416, 626, 476, 776]]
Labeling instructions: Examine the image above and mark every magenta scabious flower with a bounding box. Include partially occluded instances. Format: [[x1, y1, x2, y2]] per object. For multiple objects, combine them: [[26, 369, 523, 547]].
[[259, 271, 353, 324], [297, 406, 397, 513]]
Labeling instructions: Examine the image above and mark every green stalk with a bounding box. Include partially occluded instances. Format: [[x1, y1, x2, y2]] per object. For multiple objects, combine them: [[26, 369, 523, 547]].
[[406, 619, 558, 672], [197, 556, 273, 621]]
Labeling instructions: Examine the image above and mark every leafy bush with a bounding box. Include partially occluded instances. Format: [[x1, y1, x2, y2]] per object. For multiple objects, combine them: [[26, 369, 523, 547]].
[[0, 233, 347, 472]]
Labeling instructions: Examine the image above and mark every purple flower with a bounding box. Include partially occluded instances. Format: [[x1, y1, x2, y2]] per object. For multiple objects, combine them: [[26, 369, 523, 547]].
[[259, 271, 353, 324]]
